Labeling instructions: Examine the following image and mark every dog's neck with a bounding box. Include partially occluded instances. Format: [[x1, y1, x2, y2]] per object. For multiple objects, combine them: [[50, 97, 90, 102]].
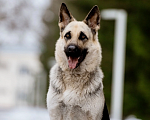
[[60, 66, 100, 90], [55, 65, 103, 101], [62, 65, 93, 75]]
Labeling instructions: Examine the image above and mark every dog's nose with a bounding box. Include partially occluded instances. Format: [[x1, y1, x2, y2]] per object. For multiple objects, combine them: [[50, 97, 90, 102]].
[[68, 45, 76, 52]]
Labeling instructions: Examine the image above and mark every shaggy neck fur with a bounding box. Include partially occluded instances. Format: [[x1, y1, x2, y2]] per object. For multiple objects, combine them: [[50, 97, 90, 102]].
[[50, 64, 104, 106]]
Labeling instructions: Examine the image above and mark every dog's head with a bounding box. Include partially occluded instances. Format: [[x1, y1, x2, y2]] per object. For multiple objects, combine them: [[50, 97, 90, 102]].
[[55, 3, 102, 72]]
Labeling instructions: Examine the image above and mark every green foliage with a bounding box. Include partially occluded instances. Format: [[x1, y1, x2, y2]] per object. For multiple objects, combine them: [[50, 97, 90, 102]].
[[40, 0, 150, 119]]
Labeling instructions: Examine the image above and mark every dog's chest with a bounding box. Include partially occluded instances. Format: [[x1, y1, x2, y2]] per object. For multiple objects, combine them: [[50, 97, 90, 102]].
[[48, 65, 104, 120], [61, 71, 91, 105], [62, 70, 90, 89]]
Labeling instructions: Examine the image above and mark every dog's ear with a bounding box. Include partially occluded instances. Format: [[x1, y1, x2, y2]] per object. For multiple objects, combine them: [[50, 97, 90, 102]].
[[83, 5, 101, 34], [59, 3, 75, 32]]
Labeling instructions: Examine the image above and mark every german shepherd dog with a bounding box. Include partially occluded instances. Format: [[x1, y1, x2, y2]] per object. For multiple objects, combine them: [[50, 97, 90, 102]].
[[47, 3, 110, 120]]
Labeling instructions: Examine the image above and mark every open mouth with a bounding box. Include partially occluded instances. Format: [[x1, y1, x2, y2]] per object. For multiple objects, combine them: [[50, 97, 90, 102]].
[[64, 45, 88, 69], [68, 57, 79, 69]]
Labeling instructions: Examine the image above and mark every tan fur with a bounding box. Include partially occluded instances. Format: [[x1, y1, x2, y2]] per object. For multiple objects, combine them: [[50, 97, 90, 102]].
[[47, 3, 105, 120]]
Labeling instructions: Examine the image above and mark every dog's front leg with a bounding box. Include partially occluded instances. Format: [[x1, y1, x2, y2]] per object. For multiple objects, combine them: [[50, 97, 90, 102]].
[[47, 88, 64, 120], [47, 98, 64, 120], [48, 104, 63, 120]]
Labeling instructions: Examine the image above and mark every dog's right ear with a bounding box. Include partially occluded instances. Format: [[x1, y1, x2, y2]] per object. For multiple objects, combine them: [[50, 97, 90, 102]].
[[59, 3, 75, 32]]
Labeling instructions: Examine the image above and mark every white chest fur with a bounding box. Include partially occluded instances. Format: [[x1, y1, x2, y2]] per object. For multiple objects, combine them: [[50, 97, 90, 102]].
[[47, 64, 105, 120]]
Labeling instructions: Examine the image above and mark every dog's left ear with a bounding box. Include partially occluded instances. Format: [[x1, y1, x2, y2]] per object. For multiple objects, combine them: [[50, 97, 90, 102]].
[[83, 5, 101, 33], [59, 3, 75, 32]]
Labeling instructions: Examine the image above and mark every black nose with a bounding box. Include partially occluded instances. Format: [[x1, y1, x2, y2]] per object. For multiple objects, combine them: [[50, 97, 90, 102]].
[[68, 45, 76, 52]]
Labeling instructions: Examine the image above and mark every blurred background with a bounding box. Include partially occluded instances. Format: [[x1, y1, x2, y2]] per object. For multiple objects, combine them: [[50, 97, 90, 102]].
[[0, 0, 150, 120]]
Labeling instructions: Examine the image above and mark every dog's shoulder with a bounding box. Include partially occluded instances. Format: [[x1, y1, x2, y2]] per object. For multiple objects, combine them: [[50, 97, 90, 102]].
[[50, 63, 61, 79], [49, 63, 65, 94]]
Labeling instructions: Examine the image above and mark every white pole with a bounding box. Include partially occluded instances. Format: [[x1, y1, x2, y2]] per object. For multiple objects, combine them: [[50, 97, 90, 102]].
[[101, 9, 127, 120]]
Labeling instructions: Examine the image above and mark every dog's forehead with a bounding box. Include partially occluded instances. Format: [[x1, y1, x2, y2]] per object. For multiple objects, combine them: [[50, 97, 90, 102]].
[[64, 21, 91, 34]]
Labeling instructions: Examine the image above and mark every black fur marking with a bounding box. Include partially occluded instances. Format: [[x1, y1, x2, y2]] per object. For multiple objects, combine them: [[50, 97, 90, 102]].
[[91, 29, 96, 35], [64, 31, 71, 40], [78, 31, 88, 41], [51, 83, 62, 94], [83, 71, 103, 97], [59, 101, 66, 108], [102, 102, 110, 120], [61, 27, 64, 32], [76, 48, 88, 68], [88, 82, 102, 96]]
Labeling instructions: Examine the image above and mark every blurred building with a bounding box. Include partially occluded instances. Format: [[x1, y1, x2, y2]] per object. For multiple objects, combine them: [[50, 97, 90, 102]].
[[0, 0, 52, 109], [0, 46, 44, 108]]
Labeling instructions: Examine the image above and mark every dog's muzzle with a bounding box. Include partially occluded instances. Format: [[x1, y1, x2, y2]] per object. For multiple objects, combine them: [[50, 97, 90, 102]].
[[64, 44, 88, 69]]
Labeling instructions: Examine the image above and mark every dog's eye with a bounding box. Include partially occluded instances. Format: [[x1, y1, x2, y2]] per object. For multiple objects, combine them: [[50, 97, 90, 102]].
[[64, 31, 71, 40], [79, 32, 88, 41]]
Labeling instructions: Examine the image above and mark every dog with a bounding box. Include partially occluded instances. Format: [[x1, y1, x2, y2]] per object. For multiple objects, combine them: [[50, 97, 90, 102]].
[[47, 3, 110, 120]]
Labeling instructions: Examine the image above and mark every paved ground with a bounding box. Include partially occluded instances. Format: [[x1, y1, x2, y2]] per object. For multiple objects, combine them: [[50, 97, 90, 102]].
[[0, 107, 49, 120]]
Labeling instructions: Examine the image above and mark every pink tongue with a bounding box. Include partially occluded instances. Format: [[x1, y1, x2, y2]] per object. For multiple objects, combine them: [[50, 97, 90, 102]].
[[68, 57, 78, 69]]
